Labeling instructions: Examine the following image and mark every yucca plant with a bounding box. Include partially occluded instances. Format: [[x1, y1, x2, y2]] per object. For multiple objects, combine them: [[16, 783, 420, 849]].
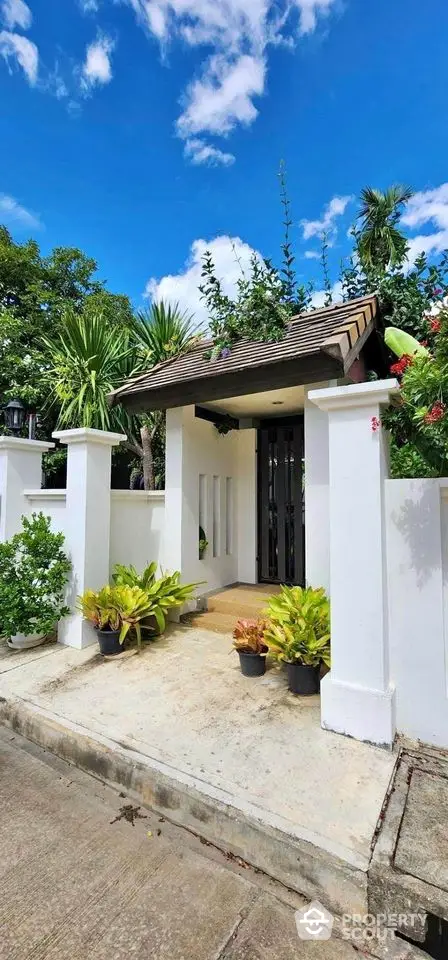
[[264, 586, 331, 669]]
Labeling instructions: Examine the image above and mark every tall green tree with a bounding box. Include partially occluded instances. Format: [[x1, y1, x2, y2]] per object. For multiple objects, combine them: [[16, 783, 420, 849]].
[[44, 300, 199, 489], [357, 185, 413, 272], [0, 227, 134, 439]]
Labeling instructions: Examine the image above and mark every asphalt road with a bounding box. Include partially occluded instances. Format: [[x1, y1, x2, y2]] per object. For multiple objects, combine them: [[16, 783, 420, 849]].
[[0, 725, 362, 960]]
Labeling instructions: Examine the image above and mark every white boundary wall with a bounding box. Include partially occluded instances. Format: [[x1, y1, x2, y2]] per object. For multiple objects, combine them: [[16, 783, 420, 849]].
[[385, 478, 448, 748], [0, 431, 166, 650]]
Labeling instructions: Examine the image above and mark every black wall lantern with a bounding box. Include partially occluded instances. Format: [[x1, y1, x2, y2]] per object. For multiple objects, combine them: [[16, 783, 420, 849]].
[[4, 399, 26, 435]]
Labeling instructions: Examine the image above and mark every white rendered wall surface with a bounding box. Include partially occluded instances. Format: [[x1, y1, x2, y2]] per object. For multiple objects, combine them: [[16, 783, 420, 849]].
[[386, 478, 448, 748], [23, 490, 67, 536], [304, 389, 330, 593], [109, 491, 165, 575]]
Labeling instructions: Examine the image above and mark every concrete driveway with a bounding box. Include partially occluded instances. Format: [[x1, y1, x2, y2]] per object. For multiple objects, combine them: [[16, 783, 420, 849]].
[[0, 725, 365, 960]]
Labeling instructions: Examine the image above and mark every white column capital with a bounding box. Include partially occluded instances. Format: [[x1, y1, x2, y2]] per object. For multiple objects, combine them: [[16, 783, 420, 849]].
[[52, 427, 126, 447], [308, 379, 399, 412], [0, 437, 54, 452]]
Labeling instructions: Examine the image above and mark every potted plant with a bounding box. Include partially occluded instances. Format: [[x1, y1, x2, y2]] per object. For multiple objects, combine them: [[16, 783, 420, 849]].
[[0, 513, 71, 650], [199, 526, 208, 560], [264, 586, 331, 695], [78, 584, 159, 655], [232, 618, 269, 677], [112, 563, 203, 636]]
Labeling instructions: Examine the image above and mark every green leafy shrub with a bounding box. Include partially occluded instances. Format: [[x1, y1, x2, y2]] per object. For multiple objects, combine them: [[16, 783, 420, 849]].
[[0, 513, 71, 639], [264, 586, 331, 668], [78, 584, 159, 650], [112, 563, 203, 634]]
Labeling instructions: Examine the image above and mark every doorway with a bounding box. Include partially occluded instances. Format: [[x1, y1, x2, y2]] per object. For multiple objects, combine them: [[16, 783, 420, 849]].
[[257, 417, 304, 585]]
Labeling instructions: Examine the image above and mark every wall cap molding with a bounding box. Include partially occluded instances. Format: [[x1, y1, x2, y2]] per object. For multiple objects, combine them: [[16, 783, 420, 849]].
[[111, 490, 165, 501], [308, 378, 400, 412], [52, 428, 126, 447], [0, 437, 54, 452], [24, 489, 66, 501]]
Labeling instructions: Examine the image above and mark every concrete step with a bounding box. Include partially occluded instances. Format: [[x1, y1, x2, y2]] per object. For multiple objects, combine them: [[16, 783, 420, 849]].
[[207, 598, 268, 618], [204, 585, 279, 622], [186, 611, 238, 635]]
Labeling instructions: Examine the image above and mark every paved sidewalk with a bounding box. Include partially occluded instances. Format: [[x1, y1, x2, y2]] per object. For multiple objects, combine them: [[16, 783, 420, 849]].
[[0, 628, 396, 916], [0, 726, 362, 960]]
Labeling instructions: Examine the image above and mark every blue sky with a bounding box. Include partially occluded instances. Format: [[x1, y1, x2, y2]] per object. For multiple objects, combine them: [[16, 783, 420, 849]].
[[1, 0, 448, 322]]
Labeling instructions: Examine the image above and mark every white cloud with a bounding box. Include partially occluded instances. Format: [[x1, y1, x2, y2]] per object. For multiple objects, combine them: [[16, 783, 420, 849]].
[[406, 231, 448, 267], [401, 184, 448, 265], [79, 0, 99, 11], [402, 184, 448, 231], [1, 0, 31, 30], [178, 54, 265, 138], [184, 138, 235, 167], [0, 30, 37, 83], [81, 33, 114, 89], [304, 249, 320, 259], [0, 193, 41, 230], [301, 194, 353, 241], [295, 0, 336, 35], [145, 234, 262, 327], [311, 280, 343, 308], [125, 0, 339, 162]]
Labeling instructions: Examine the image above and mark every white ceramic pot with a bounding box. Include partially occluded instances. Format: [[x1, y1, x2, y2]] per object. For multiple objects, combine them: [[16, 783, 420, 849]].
[[7, 632, 47, 650]]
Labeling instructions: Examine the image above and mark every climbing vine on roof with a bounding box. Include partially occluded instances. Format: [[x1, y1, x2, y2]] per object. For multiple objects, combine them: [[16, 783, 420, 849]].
[[199, 165, 312, 360]]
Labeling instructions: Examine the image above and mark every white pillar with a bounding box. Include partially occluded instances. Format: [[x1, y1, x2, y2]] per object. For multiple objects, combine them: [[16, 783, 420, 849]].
[[309, 379, 399, 747], [237, 429, 257, 584], [53, 428, 125, 649], [164, 407, 193, 579], [0, 437, 54, 541], [304, 390, 330, 593]]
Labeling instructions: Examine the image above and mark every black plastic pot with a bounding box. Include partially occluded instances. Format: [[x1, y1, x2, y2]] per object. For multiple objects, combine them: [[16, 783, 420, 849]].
[[286, 662, 320, 695], [97, 628, 122, 656], [238, 651, 266, 677]]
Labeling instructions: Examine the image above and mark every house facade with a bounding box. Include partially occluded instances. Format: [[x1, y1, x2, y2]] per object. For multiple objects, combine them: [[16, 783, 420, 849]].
[[111, 294, 381, 598]]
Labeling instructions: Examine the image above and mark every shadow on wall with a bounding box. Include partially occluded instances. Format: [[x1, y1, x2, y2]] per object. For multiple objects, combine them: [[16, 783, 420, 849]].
[[390, 480, 444, 590]]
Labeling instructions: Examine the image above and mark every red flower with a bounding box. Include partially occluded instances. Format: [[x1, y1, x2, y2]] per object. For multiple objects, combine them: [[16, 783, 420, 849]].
[[390, 354, 413, 376], [430, 317, 442, 333], [371, 416, 381, 433], [424, 402, 446, 424]]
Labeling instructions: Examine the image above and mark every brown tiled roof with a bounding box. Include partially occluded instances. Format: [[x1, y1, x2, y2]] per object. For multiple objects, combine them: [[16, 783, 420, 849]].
[[111, 294, 378, 412]]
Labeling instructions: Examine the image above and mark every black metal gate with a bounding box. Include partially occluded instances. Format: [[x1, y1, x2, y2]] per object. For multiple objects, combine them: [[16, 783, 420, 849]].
[[257, 417, 304, 585]]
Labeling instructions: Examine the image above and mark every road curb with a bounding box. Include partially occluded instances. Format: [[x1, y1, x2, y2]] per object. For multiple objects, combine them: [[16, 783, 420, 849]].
[[0, 694, 368, 916]]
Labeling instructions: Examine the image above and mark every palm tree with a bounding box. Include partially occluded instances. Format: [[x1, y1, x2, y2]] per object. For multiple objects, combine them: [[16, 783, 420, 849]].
[[44, 300, 199, 490], [131, 300, 200, 368], [129, 300, 200, 488], [357, 185, 413, 272]]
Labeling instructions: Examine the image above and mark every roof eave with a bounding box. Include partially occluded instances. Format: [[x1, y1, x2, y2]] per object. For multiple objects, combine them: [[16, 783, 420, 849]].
[[115, 352, 345, 414]]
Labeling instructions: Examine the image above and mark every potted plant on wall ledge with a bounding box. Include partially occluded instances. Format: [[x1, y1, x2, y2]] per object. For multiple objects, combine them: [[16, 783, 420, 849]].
[[0, 513, 71, 650], [232, 618, 269, 677], [199, 526, 208, 560], [264, 586, 331, 695]]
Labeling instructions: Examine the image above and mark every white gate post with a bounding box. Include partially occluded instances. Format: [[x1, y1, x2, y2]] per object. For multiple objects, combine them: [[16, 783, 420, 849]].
[[53, 428, 126, 649], [309, 379, 399, 747], [0, 437, 54, 541]]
